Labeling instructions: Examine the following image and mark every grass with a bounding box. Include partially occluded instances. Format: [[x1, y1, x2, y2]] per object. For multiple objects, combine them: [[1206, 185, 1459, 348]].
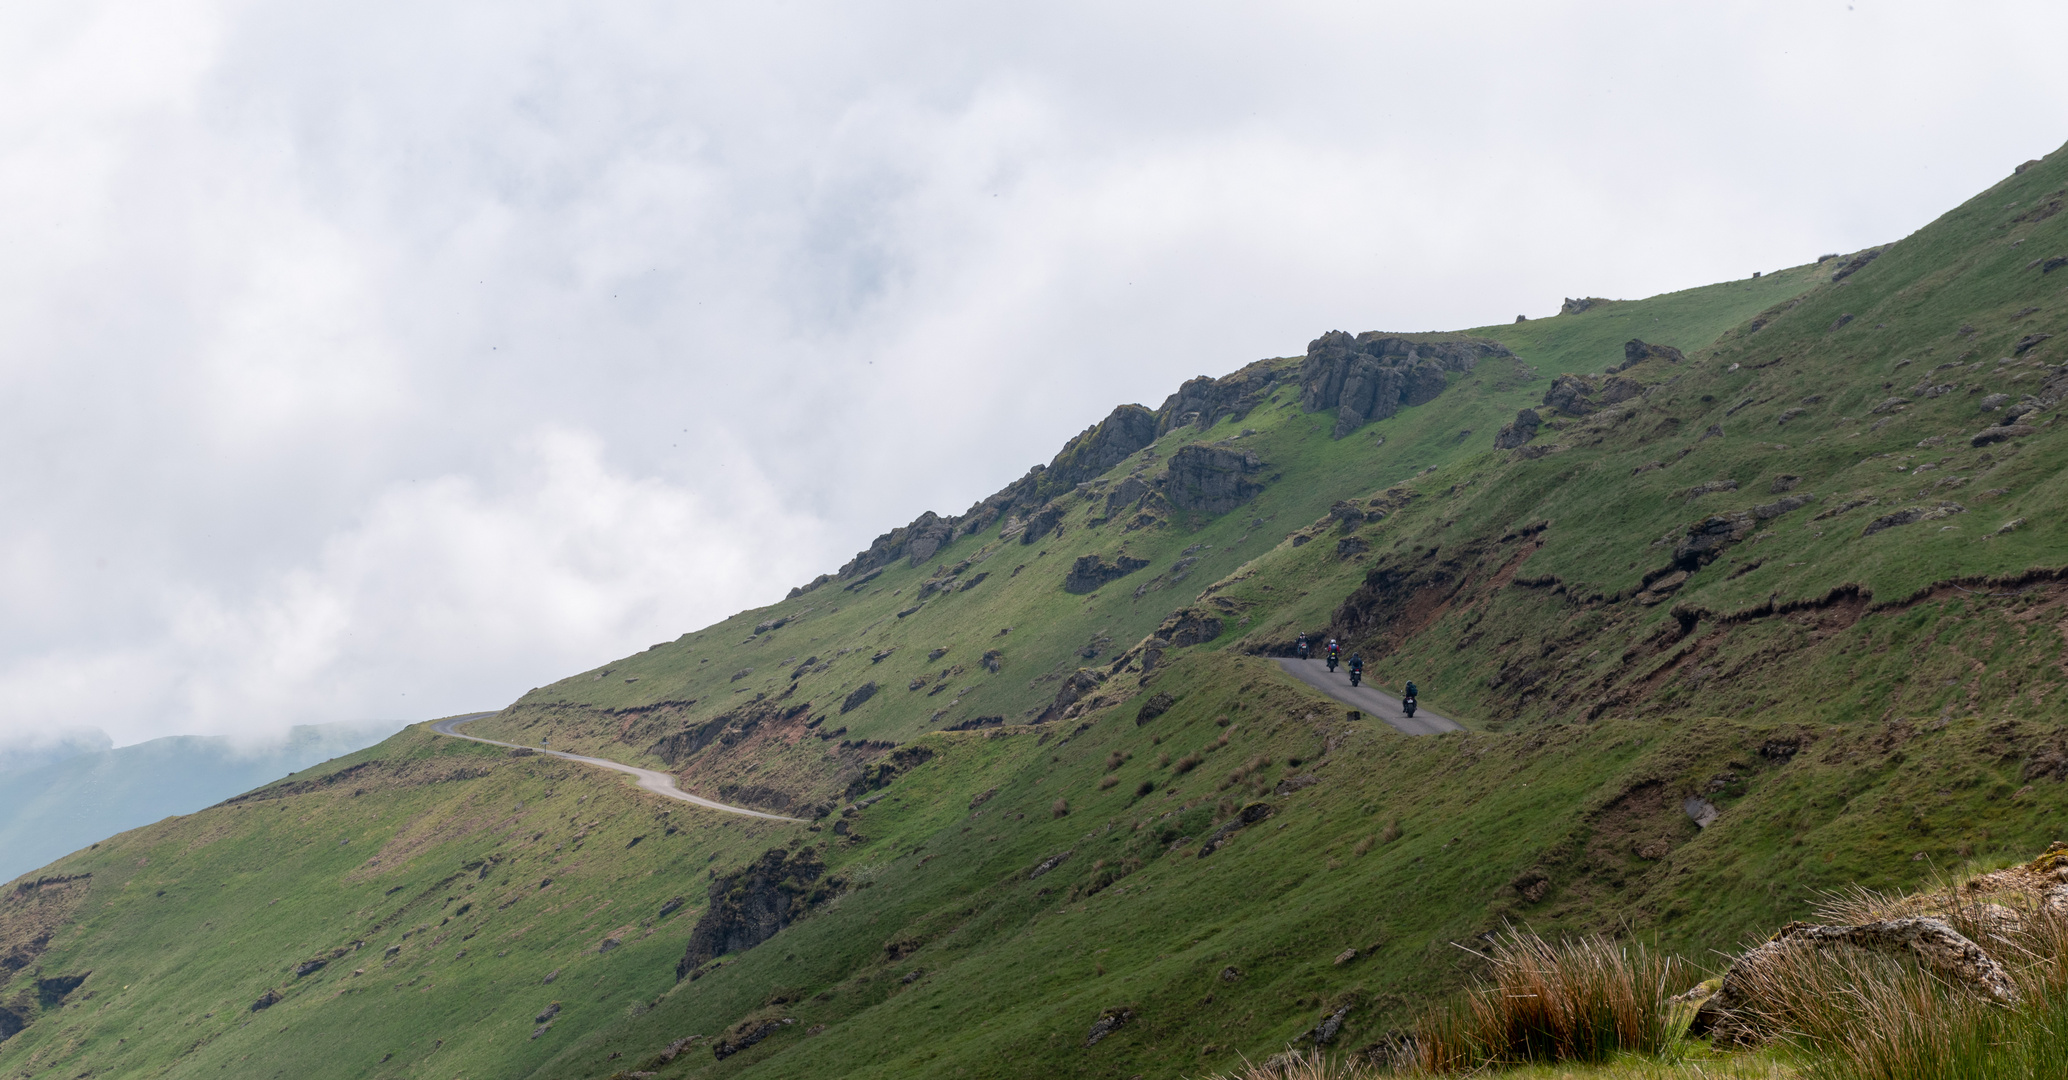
[[1407, 931, 1692, 1072]]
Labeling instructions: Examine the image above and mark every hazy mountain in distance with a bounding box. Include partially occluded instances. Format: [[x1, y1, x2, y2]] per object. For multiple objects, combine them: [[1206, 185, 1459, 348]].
[[0, 721, 408, 884], [0, 727, 114, 776]]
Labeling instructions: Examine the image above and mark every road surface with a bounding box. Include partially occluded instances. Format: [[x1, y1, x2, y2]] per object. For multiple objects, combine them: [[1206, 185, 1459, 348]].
[[1276, 659, 1462, 735], [429, 713, 806, 822]]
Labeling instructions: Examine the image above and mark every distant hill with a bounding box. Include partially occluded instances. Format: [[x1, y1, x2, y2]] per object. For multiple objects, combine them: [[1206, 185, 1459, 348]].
[[0, 722, 405, 884]]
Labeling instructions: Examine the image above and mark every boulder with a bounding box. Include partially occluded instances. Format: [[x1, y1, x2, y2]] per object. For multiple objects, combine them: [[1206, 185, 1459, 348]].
[[1972, 424, 2037, 447], [1979, 392, 2012, 412], [1493, 408, 1542, 450], [1541, 374, 1596, 417], [1621, 339, 1686, 367]]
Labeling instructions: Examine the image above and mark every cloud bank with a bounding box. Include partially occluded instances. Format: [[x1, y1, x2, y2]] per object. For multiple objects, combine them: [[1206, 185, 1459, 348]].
[[0, 0, 2061, 744]]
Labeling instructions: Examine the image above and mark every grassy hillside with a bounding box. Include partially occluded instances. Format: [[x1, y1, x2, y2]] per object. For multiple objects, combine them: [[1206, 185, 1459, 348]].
[[4, 145, 2068, 1080]]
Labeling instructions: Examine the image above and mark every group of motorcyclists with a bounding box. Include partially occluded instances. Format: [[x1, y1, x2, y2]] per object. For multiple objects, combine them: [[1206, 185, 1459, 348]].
[[1296, 633, 1417, 718]]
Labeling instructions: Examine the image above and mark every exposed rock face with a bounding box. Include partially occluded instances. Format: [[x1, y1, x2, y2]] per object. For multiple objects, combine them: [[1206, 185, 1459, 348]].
[[1036, 405, 1161, 500], [839, 682, 880, 714], [1599, 376, 1645, 405], [1674, 514, 1755, 570], [1494, 408, 1542, 450], [1542, 374, 1597, 417], [843, 746, 935, 800], [676, 847, 839, 980], [1561, 296, 1609, 315], [1299, 331, 1512, 438], [1154, 359, 1287, 436], [1063, 554, 1150, 594], [1037, 669, 1108, 724], [1016, 502, 1067, 545], [1161, 445, 1265, 513], [1618, 339, 1685, 369], [1102, 475, 1154, 518], [1830, 247, 1882, 282], [646, 701, 812, 767]]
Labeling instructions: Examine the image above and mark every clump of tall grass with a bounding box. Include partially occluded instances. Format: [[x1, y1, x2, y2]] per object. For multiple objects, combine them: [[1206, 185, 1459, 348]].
[[1403, 929, 1692, 1072]]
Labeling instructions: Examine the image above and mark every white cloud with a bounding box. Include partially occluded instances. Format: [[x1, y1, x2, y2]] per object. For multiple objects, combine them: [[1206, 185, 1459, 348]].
[[0, 0, 2063, 744]]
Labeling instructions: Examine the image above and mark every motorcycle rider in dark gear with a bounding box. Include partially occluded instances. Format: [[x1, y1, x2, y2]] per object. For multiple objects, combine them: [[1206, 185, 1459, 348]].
[[1347, 654, 1363, 687], [1402, 680, 1418, 718], [1296, 634, 1310, 660]]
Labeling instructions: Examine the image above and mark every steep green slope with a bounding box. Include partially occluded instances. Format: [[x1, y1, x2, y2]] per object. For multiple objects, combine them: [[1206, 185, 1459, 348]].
[[6, 145, 2068, 1080]]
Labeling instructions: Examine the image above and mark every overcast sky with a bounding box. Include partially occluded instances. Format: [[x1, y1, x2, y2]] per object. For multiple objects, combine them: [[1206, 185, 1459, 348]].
[[0, 0, 2061, 749]]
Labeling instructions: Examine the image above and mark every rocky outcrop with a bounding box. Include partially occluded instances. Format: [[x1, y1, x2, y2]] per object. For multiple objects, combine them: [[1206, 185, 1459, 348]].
[[1830, 247, 1882, 282], [1494, 408, 1542, 450], [1615, 339, 1685, 370], [1035, 405, 1161, 501], [1672, 514, 1755, 571], [842, 746, 935, 800], [1161, 445, 1265, 513], [1036, 669, 1108, 724], [1063, 554, 1149, 594], [1299, 332, 1512, 438], [676, 847, 840, 980], [1541, 374, 1597, 417], [1155, 359, 1287, 436], [1561, 297, 1609, 315]]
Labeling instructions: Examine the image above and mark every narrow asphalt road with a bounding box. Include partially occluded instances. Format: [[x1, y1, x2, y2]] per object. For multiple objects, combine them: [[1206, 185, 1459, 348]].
[[429, 713, 806, 822], [1276, 658, 1463, 735]]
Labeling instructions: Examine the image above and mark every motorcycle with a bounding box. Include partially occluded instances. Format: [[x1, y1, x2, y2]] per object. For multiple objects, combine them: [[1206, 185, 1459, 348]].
[[1297, 642, 1310, 660], [1326, 653, 1339, 673], [1349, 668, 1361, 687], [1402, 695, 1417, 719]]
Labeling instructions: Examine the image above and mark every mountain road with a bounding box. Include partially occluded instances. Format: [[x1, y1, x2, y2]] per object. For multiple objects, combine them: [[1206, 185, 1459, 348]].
[[428, 713, 806, 822], [1276, 658, 1462, 735]]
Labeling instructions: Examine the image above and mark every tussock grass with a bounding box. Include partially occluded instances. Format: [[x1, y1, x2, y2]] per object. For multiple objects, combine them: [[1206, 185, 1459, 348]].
[[1405, 930, 1693, 1072], [1738, 906, 2068, 1080]]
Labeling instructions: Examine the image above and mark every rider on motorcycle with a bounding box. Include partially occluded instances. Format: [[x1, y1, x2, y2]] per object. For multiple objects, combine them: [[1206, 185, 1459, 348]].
[[1347, 654, 1363, 686], [1296, 634, 1310, 660], [1326, 639, 1340, 671]]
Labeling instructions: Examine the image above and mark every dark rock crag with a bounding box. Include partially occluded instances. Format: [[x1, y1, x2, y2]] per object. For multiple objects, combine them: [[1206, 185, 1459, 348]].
[[1299, 331, 1514, 438], [676, 847, 841, 980], [1160, 445, 1265, 513], [1494, 408, 1542, 450]]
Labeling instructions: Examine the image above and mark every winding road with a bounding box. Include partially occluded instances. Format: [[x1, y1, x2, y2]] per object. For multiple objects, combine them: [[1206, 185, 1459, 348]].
[[429, 713, 806, 822], [1276, 658, 1462, 735]]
